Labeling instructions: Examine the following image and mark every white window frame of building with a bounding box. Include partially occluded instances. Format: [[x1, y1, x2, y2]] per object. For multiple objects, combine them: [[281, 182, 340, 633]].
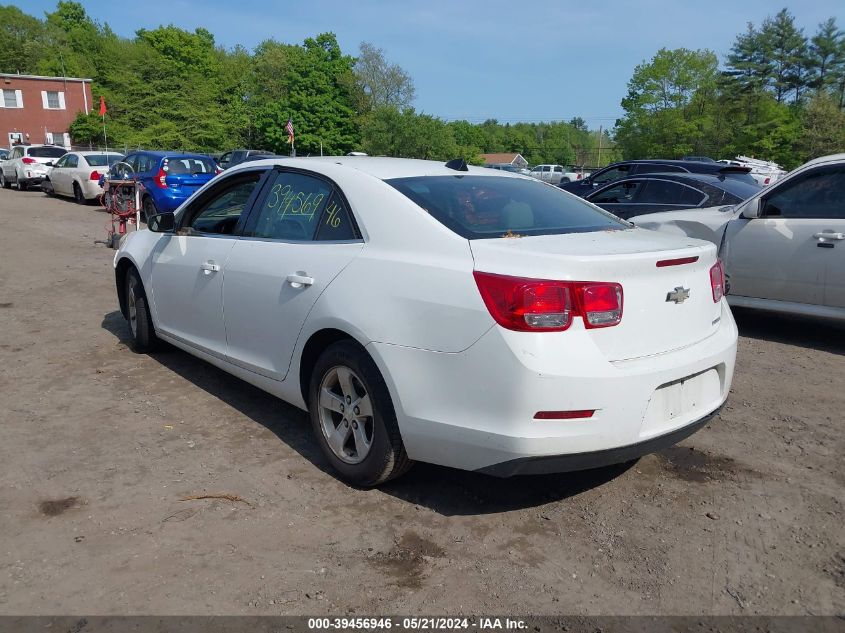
[[1, 89, 24, 108], [41, 90, 66, 110]]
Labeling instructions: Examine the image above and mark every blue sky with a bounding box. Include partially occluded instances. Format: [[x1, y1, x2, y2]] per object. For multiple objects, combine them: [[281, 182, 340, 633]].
[[9, 1, 844, 126]]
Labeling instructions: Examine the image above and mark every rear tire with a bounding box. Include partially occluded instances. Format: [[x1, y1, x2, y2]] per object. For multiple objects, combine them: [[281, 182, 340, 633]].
[[73, 182, 86, 205], [15, 175, 27, 191], [309, 341, 412, 487], [125, 268, 159, 353], [142, 196, 158, 222]]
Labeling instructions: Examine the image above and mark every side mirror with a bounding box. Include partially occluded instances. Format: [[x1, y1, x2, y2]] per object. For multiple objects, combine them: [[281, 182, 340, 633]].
[[147, 212, 175, 233], [740, 198, 762, 219], [46, 161, 54, 166]]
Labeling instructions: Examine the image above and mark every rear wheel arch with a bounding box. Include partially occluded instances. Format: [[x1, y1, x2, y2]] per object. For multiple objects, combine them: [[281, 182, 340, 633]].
[[299, 329, 364, 405]]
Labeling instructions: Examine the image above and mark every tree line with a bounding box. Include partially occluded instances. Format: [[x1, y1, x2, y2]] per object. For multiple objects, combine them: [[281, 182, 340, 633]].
[[615, 8, 845, 168], [0, 2, 615, 166], [3, 3, 841, 168]]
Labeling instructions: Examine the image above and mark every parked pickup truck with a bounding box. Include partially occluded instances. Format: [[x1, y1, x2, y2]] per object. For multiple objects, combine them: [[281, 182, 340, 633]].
[[527, 164, 590, 185]]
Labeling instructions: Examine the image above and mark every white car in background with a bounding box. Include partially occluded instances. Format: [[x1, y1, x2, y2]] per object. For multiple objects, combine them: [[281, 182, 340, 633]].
[[113, 157, 737, 486], [43, 151, 125, 203], [0, 144, 68, 191], [630, 153, 845, 322]]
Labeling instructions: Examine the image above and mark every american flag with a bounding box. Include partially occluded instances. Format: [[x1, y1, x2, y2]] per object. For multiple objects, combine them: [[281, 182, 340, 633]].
[[285, 118, 295, 144]]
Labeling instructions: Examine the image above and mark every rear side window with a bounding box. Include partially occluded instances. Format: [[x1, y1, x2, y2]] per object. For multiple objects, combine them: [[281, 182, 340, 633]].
[[387, 175, 626, 239], [85, 154, 123, 167], [246, 171, 333, 241], [28, 146, 67, 159], [631, 164, 685, 175], [167, 157, 216, 175]]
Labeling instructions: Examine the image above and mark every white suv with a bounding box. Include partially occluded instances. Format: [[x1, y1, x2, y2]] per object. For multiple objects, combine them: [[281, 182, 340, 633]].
[[1, 144, 68, 191]]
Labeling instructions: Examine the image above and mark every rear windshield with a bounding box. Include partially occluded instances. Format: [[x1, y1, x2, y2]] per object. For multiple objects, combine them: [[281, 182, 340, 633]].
[[167, 157, 216, 175], [28, 147, 67, 158], [387, 175, 627, 239], [714, 177, 761, 201], [85, 154, 124, 167], [718, 169, 758, 185]]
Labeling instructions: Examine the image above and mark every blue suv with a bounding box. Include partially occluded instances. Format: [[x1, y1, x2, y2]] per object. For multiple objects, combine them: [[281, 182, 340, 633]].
[[104, 151, 219, 217]]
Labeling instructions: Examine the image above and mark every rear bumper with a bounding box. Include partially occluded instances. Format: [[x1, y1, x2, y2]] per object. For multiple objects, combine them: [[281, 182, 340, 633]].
[[80, 180, 104, 200], [368, 301, 737, 474], [477, 404, 721, 477]]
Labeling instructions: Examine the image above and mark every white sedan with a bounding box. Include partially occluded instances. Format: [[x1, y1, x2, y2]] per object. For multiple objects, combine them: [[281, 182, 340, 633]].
[[113, 157, 737, 486], [630, 153, 845, 322], [44, 151, 124, 203]]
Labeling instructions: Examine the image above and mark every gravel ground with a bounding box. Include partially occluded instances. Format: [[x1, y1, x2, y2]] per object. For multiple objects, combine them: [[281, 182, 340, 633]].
[[0, 187, 842, 616]]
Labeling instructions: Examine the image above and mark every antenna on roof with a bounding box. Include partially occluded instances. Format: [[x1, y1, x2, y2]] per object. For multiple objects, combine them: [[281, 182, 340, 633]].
[[445, 158, 468, 172]]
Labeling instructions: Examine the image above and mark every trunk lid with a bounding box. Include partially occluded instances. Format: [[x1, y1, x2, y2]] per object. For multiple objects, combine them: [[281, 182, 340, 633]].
[[470, 228, 721, 361]]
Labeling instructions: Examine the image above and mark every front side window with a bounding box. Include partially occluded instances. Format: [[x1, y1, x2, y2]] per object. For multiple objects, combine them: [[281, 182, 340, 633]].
[[762, 165, 845, 220], [85, 154, 123, 167], [388, 175, 626, 240], [591, 164, 632, 186], [53, 155, 68, 168], [590, 180, 645, 204], [64, 154, 78, 168], [246, 171, 332, 241], [187, 174, 263, 235]]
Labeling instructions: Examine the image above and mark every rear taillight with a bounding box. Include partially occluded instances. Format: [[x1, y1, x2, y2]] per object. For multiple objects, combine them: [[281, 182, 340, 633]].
[[473, 272, 623, 332], [578, 283, 624, 327], [576, 173, 583, 180], [21, 157, 35, 164], [764, 177, 770, 185], [155, 168, 167, 188], [215, 166, 223, 175], [710, 260, 725, 302], [89, 170, 100, 181]]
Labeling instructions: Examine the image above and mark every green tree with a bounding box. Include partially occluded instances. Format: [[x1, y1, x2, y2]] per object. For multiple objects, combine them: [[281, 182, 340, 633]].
[[799, 92, 845, 159], [760, 9, 809, 103], [0, 5, 47, 74], [615, 48, 720, 158], [807, 18, 844, 93], [354, 42, 415, 111]]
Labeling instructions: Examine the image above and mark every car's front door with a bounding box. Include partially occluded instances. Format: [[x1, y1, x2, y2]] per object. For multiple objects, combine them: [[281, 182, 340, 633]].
[[148, 170, 267, 357], [223, 168, 364, 381], [50, 154, 70, 194], [723, 163, 845, 307], [57, 154, 78, 195]]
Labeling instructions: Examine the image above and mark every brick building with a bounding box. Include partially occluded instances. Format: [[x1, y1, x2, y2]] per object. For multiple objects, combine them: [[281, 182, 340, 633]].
[[0, 73, 93, 149]]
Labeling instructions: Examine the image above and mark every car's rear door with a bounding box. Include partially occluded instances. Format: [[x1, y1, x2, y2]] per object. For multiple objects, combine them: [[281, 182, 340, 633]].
[[723, 163, 845, 307], [148, 169, 267, 357], [222, 167, 364, 381]]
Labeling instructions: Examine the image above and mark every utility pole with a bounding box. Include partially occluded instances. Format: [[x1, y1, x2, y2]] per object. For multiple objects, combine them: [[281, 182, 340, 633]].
[[597, 125, 603, 167]]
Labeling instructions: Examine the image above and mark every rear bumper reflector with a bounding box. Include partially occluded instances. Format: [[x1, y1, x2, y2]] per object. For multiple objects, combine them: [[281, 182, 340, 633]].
[[656, 256, 699, 267], [534, 410, 595, 420]]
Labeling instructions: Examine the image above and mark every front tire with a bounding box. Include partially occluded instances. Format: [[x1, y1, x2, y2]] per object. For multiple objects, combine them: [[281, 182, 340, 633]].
[[309, 341, 412, 487], [125, 268, 159, 353], [0, 172, 9, 189]]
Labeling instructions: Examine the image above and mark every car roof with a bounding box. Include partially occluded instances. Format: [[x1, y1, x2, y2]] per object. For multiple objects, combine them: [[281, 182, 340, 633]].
[[72, 150, 124, 156], [231, 156, 524, 180], [130, 150, 212, 159], [803, 153, 845, 168]]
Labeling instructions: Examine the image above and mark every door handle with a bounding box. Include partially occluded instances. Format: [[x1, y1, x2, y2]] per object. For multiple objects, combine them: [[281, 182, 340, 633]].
[[286, 273, 314, 288], [813, 232, 845, 241], [200, 261, 221, 273]]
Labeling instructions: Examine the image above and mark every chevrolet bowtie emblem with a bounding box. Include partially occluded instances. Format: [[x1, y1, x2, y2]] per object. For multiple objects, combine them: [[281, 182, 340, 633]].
[[666, 286, 691, 304]]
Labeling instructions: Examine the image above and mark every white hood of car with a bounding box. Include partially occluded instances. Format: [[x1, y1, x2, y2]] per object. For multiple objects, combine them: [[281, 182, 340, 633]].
[[627, 205, 740, 246]]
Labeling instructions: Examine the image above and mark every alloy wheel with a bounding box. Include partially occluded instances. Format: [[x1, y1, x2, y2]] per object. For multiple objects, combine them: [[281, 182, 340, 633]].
[[126, 275, 138, 338], [317, 366, 374, 464]]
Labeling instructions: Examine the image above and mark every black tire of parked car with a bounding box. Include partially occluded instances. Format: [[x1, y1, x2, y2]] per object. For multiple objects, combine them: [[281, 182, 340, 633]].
[[16, 175, 27, 191], [0, 172, 9, 189], [309, 341, 413, 487], [73, 182, 86, 205], [142, 195, 158, 222], [125, 267, 160, 353]]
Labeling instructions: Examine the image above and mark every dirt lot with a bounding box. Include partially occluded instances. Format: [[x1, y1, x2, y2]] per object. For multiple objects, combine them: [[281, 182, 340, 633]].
[[0, 187, 842, 616]]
